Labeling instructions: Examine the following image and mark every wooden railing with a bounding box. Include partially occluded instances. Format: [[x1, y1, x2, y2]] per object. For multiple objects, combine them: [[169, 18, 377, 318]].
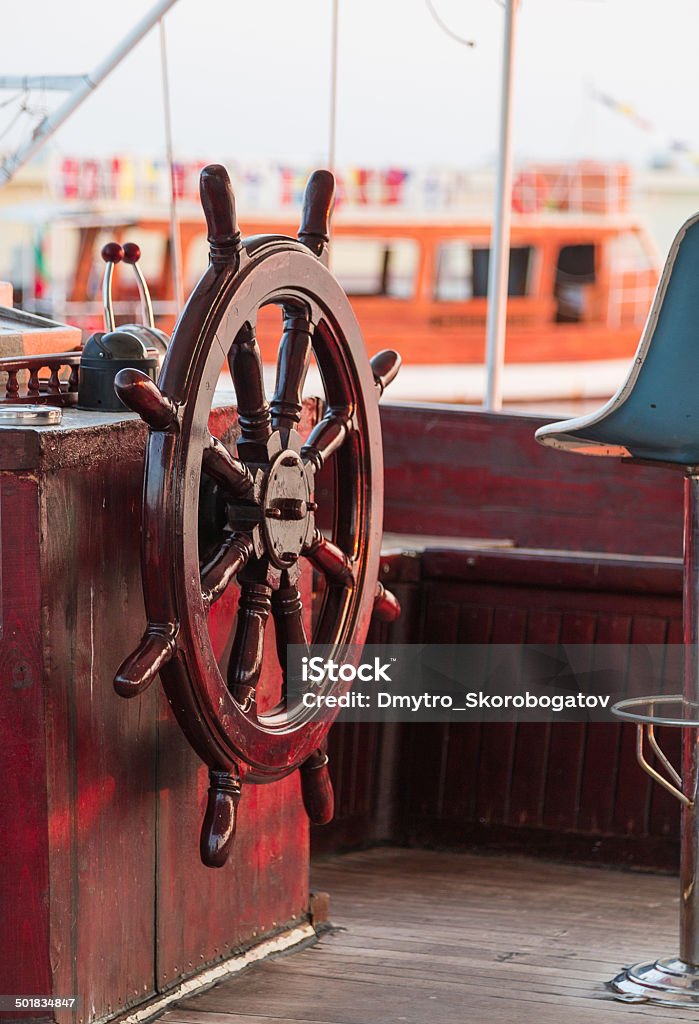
[[0, 351, 81, 405]]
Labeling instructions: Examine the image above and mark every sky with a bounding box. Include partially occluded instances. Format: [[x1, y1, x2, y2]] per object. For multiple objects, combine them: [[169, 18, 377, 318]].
[[0, 0, 698, 171]]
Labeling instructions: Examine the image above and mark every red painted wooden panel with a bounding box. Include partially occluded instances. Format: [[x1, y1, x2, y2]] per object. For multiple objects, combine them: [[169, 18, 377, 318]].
[[508, 609, 561, 829], [42, 456, 159, 1022], [381, 405, 684, 557], [376, 543, 683, 867], [0, 474, 52, 1005], [0, 399, 319, 1023], [475, 607, 525, 825], [540, 613, 596, 831], [576, 615, 631, 835]]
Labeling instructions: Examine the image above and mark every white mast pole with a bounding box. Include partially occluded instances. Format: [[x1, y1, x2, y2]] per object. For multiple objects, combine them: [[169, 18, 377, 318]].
[[328, 0, 339, 172], [0, 0, 180, 187], [159, 16, 185, 313], [484, 0, 519, 412]]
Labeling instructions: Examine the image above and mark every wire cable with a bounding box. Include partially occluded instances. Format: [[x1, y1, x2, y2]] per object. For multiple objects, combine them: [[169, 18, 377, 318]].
[[424, 0, 476, 47]]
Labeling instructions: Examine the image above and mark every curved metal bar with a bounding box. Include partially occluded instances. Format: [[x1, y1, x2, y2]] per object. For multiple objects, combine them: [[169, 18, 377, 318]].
[[612, 693, 699, 728], [102, 260, 116, 332], [636, 723, 692, 807], [648, 722, 682, 788], [128, 256, 155, 328]]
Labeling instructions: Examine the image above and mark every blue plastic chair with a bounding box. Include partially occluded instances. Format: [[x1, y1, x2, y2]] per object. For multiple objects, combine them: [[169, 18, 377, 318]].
[[536, 213, 699, 466]]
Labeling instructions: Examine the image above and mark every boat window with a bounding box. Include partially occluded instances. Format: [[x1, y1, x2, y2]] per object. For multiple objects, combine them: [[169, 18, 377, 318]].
[[554, 244, 596, 323], [331, 238, 418, 298], [186, 235, 211, 291], [83, 229, 168, 301], [435, 244, 534, 300], [607, 231, 655, 271]]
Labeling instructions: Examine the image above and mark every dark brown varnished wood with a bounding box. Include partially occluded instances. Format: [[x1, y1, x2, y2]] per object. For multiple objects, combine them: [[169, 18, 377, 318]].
[[113, 628, 176, 698], [114, 367, 177, 430], [272, 574, 309, 696], [304, 528, 354, 586], [202, 435, 254, 498], [300, 744, 335, 824], [373, 581, 401, 622], [228, 322, 272, 453], [301, 409, 351, 473], [227, 578, 272, 710], [200, 532, 254, 605], [0, 351, 81, 406], [199, 768, 242, 868], [271, 309, 313, 432], [298, 169, 335, 259], [115, 164, 398, 865], [370, 349, 402, 396], [199, 163, 242, 265]]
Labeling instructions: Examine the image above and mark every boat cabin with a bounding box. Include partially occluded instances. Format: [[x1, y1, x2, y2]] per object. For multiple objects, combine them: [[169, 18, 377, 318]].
[[20, 204, 658, 370]]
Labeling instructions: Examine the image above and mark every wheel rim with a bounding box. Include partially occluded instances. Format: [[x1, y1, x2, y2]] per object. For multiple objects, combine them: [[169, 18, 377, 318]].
[[143, 243, 382, 774]]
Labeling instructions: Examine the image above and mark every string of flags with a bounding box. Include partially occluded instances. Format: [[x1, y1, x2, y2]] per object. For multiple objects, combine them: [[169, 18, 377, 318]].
[[50, 155, 475, 211], [589, 86, 699, 166]]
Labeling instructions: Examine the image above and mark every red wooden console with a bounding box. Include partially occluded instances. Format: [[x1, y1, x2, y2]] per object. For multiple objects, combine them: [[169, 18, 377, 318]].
[[0, 399, 319, 1023]]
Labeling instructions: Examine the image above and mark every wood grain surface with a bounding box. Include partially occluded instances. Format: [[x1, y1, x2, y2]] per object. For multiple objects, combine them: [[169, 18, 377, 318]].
[[158, 847, 695, 1024]]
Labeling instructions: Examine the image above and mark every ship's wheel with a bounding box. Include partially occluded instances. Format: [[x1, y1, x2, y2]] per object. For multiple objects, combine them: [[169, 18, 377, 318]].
[[113, 164, 400, 867]]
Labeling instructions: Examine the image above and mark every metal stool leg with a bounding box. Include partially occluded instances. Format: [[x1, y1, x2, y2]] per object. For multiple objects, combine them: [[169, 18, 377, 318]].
[[611, 474, 699, 1006]]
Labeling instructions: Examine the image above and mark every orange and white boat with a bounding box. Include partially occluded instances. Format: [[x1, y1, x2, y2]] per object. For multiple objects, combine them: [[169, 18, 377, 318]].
[[6, 163, 662, 403]]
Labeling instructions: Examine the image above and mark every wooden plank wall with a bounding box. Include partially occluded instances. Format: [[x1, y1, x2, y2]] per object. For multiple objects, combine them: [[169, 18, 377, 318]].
[[314, 405, 686, 868], [398, 551, 683, 868], [380, 404, 685, 556], [0, 475, 53, 1003]]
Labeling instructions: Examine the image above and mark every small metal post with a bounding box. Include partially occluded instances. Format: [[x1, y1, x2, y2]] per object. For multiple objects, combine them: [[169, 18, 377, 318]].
[[159, 16, 185, 314], [609, 473, 699, 1005], [328, 0, 339, 174], [680, 474, 699, 964], [484, 0, 518, 412]]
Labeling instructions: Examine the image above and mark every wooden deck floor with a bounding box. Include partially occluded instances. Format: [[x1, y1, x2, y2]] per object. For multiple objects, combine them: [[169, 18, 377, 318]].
[[158, 848, 697, 1024]]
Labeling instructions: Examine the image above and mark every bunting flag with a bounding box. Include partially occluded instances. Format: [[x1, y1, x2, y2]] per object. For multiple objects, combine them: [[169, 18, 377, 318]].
[[589, 86, 699, 166], [589, 88, 653, 132], [49, 155, 470, 211]]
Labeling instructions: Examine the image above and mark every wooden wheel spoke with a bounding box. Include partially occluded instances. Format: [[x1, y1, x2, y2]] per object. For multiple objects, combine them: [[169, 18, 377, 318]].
[[301, 409, 352, 473], [373, 582, 401, 623], [228, 322, 271, 449], [201, 533, 254, 606], [271, 308, 313, 432], [304, 529, 355, 587], [114, 627, 176, 698], [202, 434, 255, 499], [200, 767, 241, 868], [300, 742, 334, 824], [272, 574, 308, 699], [114, 367, 177, 430], [298, 169, 335, 261], [227, 580, 272, 709], [370, 349, 402, 397]]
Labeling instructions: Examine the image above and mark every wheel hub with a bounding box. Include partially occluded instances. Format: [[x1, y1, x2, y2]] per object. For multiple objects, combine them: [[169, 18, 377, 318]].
[[261, 430, 315, 568]]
